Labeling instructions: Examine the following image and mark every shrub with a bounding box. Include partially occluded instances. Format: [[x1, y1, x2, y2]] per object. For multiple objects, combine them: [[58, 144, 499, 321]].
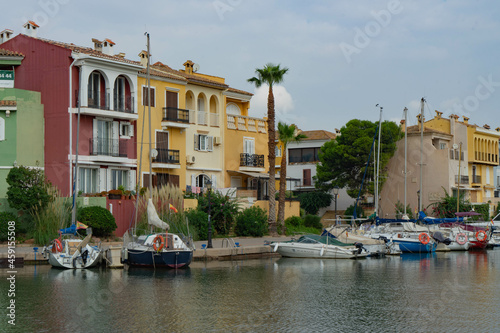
[[0, 212, 17, 242], [185, 209, 208, 241], [345, 204, 364, 218], [299, 191, 332, 215], [6, 166, 51, 213], [197, 190, 239, 235], [234, 206, 268, 237], [77, 206, 117, 237], [304, 214, 323, 229], [285, 216, 303, 228]]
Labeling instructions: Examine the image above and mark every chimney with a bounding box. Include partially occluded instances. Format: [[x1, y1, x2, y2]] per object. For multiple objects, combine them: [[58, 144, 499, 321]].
[[0, 29, 14, 43], [23, 21, 39, 38], [183, 60, 194, 74], [92, 38, 102, 52], [400, 119, 406, 132], [116, 52, 125, 58], [417, 114, 424, 131], [138, 50, 149, 67], [435, 110, 443, 119], [484, 124, 490, 130], [463, 116, 469, 124], [102, 38, 115, 55]]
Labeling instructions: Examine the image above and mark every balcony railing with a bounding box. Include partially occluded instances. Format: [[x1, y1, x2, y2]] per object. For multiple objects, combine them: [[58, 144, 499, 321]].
[[455, 175, 469, 184], [89, 138, 127, 157], [153, 148, 180, 164], [240, 153, 265, 167], [114, 95, 134, 113], [227, 115, 267, 133], [472, 175, 481, 184], [162, 107, 189, 123], [87, 91, 110, 110]]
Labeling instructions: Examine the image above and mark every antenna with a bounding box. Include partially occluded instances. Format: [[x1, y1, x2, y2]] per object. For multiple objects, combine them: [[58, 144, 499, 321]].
[[193, 63, 200, 73]]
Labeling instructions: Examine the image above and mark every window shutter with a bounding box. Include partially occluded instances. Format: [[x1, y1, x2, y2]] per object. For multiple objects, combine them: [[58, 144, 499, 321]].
[[107, 169, 112, 191], [92, 119, 98, 154], [128, 124, 134, 137], [303, 169, 311, 186], [194, 134, 199, 151], [191, 174, 196, 187], [0, 118, 5, 141], [99, 168, 106, 192], [208, 136, 213, 151], [112, 121, 119, 155], [129, 169, 136, 191], [211, 175, 217, 188]]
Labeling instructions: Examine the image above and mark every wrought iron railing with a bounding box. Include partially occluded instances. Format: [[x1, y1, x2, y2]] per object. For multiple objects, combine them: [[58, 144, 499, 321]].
[[455, 175, 469, 184], [87, 91, 110, 110], [472, 175, 481, 184], [152, 148, 180, 164], [162, 107, 189, 123], [240, 153, 265, 167], [114, 95, 134, 113], [89, 138, 127, 157]]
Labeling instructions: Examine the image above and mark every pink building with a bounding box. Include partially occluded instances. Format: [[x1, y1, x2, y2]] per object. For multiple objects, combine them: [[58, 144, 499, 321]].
[[1, 22, 142, 196]]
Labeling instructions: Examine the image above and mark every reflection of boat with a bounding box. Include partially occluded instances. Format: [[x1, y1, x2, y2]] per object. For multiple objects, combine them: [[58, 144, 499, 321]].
[[43, 227, 102, 269], [272, 235, 369, 259]]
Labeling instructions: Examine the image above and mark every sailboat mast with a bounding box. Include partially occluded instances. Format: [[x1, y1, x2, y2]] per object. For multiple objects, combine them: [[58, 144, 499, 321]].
[[375, 105, 382, 217], [71, 65, 82, 225], [146, 33, 153, 195], [419, 97, 425, 212], [403, 107, 408, 214]]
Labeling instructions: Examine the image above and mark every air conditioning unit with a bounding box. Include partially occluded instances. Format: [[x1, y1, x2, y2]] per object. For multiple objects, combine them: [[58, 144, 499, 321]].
[[214, 136, 222, 145], [186, 155, 195, 164]]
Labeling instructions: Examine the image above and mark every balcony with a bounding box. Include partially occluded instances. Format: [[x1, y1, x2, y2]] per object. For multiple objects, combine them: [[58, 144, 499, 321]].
[[77, 94, 137, 121], [455, 175, 469, 184], [152, 149, 181, 169], [227, 115, 267, 133], [114, 95, 134, 113], [472, 175, 481, 184], [89, 138, 127, 157], [240, 153, 265, 168], [87, 91, 110, 110], [161, 107, 190, 129]]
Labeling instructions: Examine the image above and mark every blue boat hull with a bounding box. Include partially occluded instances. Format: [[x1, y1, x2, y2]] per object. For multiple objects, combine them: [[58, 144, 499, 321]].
[[127, 249, 193, 268], [394, 240, 436, 253]]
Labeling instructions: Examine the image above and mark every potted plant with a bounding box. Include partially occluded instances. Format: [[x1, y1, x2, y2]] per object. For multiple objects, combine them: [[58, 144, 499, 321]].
[[108, 189, 123, 200]]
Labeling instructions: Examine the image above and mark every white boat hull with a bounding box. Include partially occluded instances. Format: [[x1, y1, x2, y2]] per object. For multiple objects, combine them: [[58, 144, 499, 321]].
[[275, 243, 368, 259], [44, 239, 102, 269]]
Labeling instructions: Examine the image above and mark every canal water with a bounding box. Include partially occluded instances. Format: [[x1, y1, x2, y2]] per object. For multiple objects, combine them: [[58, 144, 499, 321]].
[[2, 250, 500, 332]]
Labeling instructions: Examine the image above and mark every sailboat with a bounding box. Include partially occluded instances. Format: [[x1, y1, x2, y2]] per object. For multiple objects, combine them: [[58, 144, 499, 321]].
[[122, 33, 194, 268], [42, 58, 102, 269]]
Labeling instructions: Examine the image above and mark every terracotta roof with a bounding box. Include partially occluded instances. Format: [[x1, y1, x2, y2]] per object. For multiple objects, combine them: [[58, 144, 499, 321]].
[[226, 87, 253, 96], [0, 100, 17, 106], [139, 65, 187, 82], [0, 48, 24, 57], [406, 125, 451, 136], [25, 21, 39, 28], [104, 38, 115, 45], [300, 130, 337, 141], [177, 70, 229, 89], [20, 34, 141, 66]]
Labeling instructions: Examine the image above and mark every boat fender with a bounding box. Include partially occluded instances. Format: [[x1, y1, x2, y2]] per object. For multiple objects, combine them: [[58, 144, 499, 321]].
[[273, 243, 279, 252], [53, 239, 63, 253], [476, 230, 488, 242], [418, 233, 430, 245], [153, 235, 165, 252], [320, 246, 325, 256], [456, 233, 468, 245]]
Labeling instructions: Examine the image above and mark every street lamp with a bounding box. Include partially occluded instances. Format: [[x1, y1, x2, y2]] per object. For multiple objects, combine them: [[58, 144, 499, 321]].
[[206, 179, 213, 249], [333, 186, 339, 223]]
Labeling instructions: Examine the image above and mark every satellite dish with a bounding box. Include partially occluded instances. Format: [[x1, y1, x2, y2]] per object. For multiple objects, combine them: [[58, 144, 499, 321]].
[[193, 63, 200, 73], [150, 149, 158, 158], [452, 144, 458, 150]]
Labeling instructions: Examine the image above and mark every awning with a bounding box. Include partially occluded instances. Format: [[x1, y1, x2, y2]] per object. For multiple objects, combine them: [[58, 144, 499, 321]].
[[228, 170, 300, 181]]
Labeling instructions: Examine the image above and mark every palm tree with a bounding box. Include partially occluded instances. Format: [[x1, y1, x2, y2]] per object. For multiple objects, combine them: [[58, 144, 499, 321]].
[[277, 122, 307, 230], [248, 63, 289, 235]]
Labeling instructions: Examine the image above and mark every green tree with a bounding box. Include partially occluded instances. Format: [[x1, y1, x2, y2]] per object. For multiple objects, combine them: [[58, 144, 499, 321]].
[[248, 63, 289, 235], [428, 188, 471, 218], [197, 190, 239, 235], [277, 122, 307, 230], [6, 166, 51, 213], [298, 191, 333, 215], [315, 119, 401, 199]]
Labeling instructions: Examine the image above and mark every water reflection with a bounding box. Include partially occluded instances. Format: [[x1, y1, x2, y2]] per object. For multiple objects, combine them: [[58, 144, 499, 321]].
[[2, 252, 500, 332]]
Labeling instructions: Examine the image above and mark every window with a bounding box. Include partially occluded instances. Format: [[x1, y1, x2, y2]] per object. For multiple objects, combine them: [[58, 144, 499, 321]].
[[114, 77, 126, 111], [244, 138, 255, 155], [289, 148, 320, 163], [88, 72, 100, 107], [78, 168, 98, 193], [142, 86, 155, 107], [303, 169, 312, 186], [194, 134, 213, 151], [0, 117, 4, 141], [196, 174, 211, 188], [111, 169, 129, 190], [120, 122, 133, 138], [440, 143, 446, 150], [275, 145, 282, 157]]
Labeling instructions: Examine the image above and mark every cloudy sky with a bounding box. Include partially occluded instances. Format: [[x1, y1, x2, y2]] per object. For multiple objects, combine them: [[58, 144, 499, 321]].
[[3, 0, 500, 131]]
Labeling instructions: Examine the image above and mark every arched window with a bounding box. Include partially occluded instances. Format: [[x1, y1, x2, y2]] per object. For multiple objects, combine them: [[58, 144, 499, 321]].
[[226, 103, 241, 115]]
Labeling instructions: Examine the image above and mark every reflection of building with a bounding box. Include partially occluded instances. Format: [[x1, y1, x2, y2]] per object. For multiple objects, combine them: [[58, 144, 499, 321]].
[[0, 48, 44, 197], [1, 22, 141, 196], [380, 111, 500, 218]]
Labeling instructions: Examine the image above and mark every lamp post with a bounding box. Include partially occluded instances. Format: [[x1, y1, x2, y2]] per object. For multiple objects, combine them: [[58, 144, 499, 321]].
[[333, 186, 339, 223], [206, 179, 213, 249]]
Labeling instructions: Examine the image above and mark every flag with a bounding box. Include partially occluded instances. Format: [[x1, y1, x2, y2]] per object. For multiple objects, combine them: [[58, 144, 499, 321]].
[[77, 221, 88, 229], [169, 204, 178, 213]]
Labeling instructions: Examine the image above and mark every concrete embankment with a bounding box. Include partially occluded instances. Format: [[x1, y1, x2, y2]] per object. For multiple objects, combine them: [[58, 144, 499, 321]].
[[0, 236, 294, 265]]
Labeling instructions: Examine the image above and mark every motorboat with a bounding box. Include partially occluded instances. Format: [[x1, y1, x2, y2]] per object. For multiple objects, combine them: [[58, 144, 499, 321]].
[[272, 234, 369, 259]]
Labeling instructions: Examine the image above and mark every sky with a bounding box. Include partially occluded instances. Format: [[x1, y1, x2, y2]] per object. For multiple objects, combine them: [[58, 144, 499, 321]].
[[3, 0, 500, 131]]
